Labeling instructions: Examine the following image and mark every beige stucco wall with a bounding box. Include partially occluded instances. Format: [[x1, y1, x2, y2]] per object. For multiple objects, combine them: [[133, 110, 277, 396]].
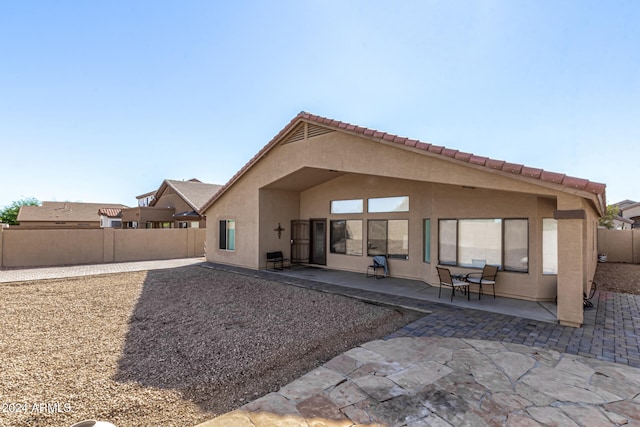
[[205, 174, 260, 268], [0, 228, 205, 268], [204, 126, 602, 325], [298, 173, 561, 301], [598, 228, 639, 263]]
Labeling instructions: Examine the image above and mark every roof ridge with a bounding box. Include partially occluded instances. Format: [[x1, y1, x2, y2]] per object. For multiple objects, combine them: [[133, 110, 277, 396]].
[[201, 112, 606, 213], [300, 112, 606, 196]]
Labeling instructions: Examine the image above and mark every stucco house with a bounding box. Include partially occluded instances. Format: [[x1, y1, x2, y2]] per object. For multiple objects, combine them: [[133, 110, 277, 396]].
[[18, 202, 129, 228], [202, 112, 606, 327], [613, 200, 640, 229], [98, 207, 124, 228], [122, 179, 222, 229]]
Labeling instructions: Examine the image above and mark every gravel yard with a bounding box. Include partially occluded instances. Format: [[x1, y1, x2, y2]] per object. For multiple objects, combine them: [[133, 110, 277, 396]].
[[594, 262, 640, 295], [0, 266, 421, 427]]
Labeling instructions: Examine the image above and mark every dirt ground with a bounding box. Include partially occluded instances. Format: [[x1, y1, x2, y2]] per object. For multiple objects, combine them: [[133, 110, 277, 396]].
[[593, 262, 640, 295], [0, 266, 422, 427]]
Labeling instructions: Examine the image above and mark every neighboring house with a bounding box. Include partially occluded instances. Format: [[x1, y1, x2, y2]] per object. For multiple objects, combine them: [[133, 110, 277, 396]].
[[136, 190, 156, 207], [98, 208, 124, 228], [614, 200, 640, 229], [17, 202, 129, 228], [122, 179, 222, 229], [202, 112, 607, 328]]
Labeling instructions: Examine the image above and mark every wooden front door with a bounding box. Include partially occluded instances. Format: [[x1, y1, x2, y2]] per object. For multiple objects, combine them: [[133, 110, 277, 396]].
[[291, 220, 310, 263], [309, 219, 327, 265]]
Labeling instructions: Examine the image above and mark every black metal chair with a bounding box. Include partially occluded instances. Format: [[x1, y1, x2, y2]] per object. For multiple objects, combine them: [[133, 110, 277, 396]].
[[466, 264, 498, 299], [437, 266, 470, 302]]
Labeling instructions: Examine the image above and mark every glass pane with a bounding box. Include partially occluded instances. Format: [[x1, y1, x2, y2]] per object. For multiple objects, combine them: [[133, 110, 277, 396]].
[[504, 219, 528, 272], [331, 199, 363, 214], [543, 218, 558, 274], [313, 221, 325, 261], [458, 219, 502, 268], [227, 220, 235, 251], [367, 220, 387, 256], [345, 220, 363, 256], [330, 220, 346, 254], [424, 219, 431, 263], [438, 219, 457, 265], [388, 220, 408, 259], [219, 220, 227, 250], [368, 196, 409, 213]]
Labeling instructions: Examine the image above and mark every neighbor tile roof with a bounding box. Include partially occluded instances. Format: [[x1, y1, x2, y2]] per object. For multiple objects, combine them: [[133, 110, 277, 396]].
[[98, 208, 123, 218], [202, 112, 606, 212]]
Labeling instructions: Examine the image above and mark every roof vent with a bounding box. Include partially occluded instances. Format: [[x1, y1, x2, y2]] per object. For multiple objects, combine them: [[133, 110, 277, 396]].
[[283, 124, 305, 145], [308, 123, 334, 139]]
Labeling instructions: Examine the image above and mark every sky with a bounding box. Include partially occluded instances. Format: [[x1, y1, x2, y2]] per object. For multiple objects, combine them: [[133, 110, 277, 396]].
[[1, 0, 638, 209]]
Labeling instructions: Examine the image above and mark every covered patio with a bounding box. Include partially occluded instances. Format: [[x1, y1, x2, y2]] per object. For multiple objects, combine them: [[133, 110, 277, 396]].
[[268, 265, 598, 326]]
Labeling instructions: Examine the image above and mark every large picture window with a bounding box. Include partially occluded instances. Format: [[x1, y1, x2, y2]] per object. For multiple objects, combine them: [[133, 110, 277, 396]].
[[219, 219, 235, 251], [438, 218, 528, 272], [458, 219, 502, 268], [504, 219, 529, 272], [330, 220, 363, 256], [438, 219, 457, 265], [367, 219, 409, 259]]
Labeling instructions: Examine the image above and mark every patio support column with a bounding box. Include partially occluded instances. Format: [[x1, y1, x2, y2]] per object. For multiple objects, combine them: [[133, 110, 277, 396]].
[[555, 203, 586, 327]]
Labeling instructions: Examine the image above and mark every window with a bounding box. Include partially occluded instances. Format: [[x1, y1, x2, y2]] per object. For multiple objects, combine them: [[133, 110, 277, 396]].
[[330, 220, 363, 255], [542, 218, 557, 274], [438, 218, 529, 272], [367, 219, 409, 259], [331, 199, 363, 214], [424, 219, 431, 263], [458, 219, 502, 268], [219, 219, 235, 251], [368, 196, 409, 213], [504, 219, 528, 272], [438, 219, 457, 265]]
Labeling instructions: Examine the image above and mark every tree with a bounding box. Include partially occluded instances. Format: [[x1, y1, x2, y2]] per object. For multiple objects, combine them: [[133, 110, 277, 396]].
[[0, 198, 40, 225], [599, 204, 620, 229]]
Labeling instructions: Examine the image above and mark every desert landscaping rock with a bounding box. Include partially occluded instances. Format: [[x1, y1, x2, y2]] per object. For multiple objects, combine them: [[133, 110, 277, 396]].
[[0, 266, 421, 427]]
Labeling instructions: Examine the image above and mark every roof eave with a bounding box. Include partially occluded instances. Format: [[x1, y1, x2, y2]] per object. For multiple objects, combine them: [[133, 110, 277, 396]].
[[201, 111, 607, 215]]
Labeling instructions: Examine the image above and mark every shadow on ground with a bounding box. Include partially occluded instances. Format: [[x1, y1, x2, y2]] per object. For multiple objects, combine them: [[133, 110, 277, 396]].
[[114, 266, 423, 415]]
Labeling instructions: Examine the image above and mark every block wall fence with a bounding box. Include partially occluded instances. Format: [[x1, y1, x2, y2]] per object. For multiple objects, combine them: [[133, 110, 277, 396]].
[[0, 227, 205, 269], [597, 228, 640, 264]]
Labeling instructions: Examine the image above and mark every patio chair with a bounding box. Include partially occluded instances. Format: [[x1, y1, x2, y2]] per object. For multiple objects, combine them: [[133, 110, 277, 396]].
[[466, 264, 498, 299], [437, 266, 470, 302], [367, 255, 388, 279]]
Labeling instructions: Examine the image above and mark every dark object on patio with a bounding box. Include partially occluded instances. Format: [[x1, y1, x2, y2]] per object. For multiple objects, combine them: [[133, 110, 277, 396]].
[[584, 281, 597, 310], [437, 266, 470, 302], [266, 251, 289, 271], [367, 255, 388, 279], [466, 264, 498, 299]]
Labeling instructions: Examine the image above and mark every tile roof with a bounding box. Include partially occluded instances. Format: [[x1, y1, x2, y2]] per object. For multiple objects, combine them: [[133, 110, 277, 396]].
[[202, 112, 606, 212], [98, 208, 123, 218]]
